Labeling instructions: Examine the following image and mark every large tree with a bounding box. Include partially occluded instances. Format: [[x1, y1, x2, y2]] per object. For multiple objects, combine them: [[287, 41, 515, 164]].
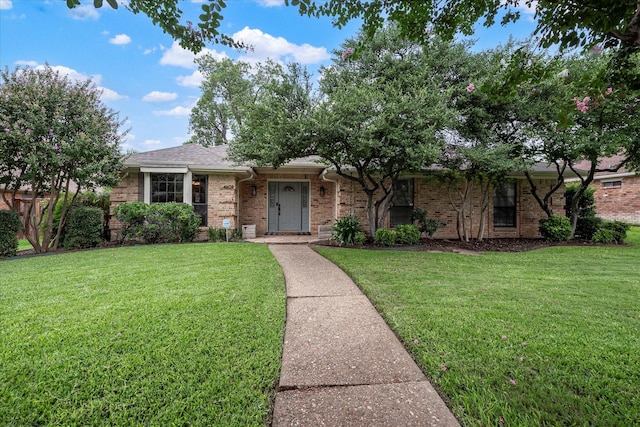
[[74, 1, 640, 53], [0, 65, 126, 253], [227, 28, 463, 235]]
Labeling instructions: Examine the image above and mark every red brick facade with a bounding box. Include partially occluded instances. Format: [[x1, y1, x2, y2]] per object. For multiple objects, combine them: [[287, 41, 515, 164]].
[[592, 175, 640, 225], [110, 170, 562, 240]]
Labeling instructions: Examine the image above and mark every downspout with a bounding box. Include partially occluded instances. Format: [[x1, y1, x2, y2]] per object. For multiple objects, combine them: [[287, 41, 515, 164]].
[[236, 168, 256, 228], [320, 169, 339, 220]]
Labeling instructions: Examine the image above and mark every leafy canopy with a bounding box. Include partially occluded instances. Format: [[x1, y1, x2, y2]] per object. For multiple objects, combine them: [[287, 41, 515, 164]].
[[0, 65, 126, 252]]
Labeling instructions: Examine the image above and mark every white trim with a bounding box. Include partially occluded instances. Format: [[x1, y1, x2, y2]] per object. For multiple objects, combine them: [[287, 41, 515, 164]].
[[140, 166, 188, 173], [184, 171, 193, 206], [143, 173, 150, 204]]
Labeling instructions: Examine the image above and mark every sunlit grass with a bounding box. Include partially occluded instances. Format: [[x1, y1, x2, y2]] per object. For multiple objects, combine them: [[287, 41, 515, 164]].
[[315, 227, 640, 426], [1, 243, 285, 426]]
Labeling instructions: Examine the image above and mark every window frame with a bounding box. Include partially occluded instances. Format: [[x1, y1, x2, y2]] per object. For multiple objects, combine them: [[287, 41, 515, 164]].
[[493, 181, 517, 228], [150, 173, 184, 203], [390, 178, 414, 227]]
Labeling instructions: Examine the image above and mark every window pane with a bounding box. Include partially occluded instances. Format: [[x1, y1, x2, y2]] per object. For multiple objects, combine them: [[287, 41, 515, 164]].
[[391, 179, 414, 226], [494, 181, 516, 227]]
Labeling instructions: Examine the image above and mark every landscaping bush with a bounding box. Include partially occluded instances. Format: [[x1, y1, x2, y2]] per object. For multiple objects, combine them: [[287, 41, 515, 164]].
[[592, 221, 630, 244], [395, 224, 421, 244], [353, 231, 366, 245], [332, 215, 363, 246], [114, 202, 201, 244], [208, 227, 228, 242], [0, 209, 21, 257], [410, 208, 440, 237], [113, 201, 149, 242], [575, 216, 603, 240], [63, 206, 103, 250], [565, 183, 596, 219], [539, 215, 572, 242], [374, 228, 397, 246]]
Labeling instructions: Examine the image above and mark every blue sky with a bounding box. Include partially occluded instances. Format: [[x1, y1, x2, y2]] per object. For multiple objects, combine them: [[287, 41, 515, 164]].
[[0, 0, 537, 153]]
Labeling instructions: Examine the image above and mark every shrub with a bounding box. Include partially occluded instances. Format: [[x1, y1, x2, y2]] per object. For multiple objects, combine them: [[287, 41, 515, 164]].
[[410, 208, 440, 237], [565, 183, 596, 219], [395, 224, 420, 244], [76, 191, 111, 241], [353, 231, 366, 246], [374, 228, 397, 246], [0, 210, 21, 257], [208, 227, 228, 242], [592, 221, 630, 244], [113, 201, 149, 242], [575, 216, 603, 240], [114, 202, 201, 244], [229, 228, 243, 241], [63, 206, 103, 250], [332, 215, 363, 246], [539, 215, 572, 242]]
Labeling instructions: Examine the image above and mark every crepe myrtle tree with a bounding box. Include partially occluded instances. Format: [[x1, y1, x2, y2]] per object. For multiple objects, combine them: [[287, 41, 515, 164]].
[[0, 65, 126, 253]]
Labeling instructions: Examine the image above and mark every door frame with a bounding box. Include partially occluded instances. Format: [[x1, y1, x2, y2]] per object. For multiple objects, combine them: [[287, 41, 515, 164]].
[[267, 179, 310, 233]]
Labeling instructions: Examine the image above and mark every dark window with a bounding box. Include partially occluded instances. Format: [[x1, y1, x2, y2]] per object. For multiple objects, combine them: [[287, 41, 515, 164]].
[[493, 181, 516, 227], [151, 173, 184, 203], [192, 174, 207, 226], [390, 179, 414, 227], [602, 180, 622, 188]]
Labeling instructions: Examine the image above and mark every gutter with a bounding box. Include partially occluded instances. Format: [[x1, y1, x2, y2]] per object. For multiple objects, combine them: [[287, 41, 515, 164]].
[[320, 169, 339, 220]]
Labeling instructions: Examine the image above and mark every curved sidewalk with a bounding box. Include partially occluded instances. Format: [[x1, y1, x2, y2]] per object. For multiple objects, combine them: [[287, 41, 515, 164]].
[[269, 244, 459, 426]]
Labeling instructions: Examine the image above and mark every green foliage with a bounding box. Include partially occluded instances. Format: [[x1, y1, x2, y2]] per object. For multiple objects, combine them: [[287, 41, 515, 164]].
[[208, 227, 227, 242], [0, 210, 21, 257], [0, 65, 125, 253], [353, 231, 366, 246], [539, 215, 572, 242], [76, 191, 112, 241], [565, 183, 596, 219], [331, 215, 363, 246], [394, 224, 421, 244], [575, 216, 603, 240], [410, 208, 440, 237], [113, 201, 149, 242], [374, 228, 397, 246], [114, 202, 200, 244], [63, 206, 103, 250], [592, 221, 631, 244]]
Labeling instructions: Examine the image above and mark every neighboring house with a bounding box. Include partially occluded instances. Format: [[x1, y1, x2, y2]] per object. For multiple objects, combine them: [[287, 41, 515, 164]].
[[0, 187, 47, 238], [109, 144, 569, 240], [572, 156, 640, 225]]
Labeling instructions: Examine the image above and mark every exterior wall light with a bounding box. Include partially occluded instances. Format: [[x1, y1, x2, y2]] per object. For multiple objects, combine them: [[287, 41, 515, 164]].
[[320, 186, 325, 197], [251, 185, 257, 196]]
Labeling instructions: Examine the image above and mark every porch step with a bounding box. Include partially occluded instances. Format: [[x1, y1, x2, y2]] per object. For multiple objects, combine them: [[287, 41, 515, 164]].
[[264, 232, 312, 236]]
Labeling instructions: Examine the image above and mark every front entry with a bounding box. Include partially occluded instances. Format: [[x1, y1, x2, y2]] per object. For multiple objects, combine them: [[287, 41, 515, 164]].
[[268, 181, 309, 232]]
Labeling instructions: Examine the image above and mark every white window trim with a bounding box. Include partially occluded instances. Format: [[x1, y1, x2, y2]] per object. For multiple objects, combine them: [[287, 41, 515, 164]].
[[142, 168, 192, 205]]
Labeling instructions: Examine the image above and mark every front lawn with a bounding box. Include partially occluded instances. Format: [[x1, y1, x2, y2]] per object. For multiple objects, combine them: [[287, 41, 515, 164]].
[[0, 243, 285, 426], [315, 228, 640, 426]]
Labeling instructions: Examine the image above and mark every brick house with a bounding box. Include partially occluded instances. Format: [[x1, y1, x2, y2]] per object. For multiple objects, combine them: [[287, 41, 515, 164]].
[[109, 144, 568, 239], [571, 156, 640, 225]]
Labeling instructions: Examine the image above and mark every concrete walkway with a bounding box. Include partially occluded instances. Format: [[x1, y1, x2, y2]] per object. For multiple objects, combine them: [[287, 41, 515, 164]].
[[269, 244, 460, 426]]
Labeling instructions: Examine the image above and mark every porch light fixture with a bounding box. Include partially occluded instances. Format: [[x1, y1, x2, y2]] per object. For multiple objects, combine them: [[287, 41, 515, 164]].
[[251, 185, 257, 196], [320, 186, 325, 197]]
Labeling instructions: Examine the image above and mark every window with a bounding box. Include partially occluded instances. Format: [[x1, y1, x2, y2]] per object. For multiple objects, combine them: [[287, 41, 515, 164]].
[[602, 180, 622, 188], [151, 173, 184, 203], [192, 174, 207, 226], [390, 179, 414, 227], [493, 181, 516, 227]]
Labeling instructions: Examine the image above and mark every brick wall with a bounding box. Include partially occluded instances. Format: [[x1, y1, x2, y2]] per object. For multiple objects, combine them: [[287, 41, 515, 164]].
[[334, 176, 563, 239], [108, 172, 142, 239], [207, 174, 237, 229], [593, 176, 640, 224], [237, 173, 336, 236]]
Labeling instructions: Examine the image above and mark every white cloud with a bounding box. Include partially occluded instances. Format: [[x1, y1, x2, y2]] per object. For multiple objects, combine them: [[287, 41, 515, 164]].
[[70, 4, 100, 20], [99, 86, 127, 101], [15, 60, 38, 67], [153, 106, 193, 116], [143, 91, 178, 102], [159, 41, 227, 68], [109, 34, 132, 45], [0, 0, 12, 10], [515, 0, 537, 14], [176, 70, 204, 87], [256, 0, 285, 6], [233, 27, 330, 65]]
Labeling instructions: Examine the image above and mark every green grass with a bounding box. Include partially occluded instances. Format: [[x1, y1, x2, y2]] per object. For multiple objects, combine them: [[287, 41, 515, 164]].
[[17, 239, 33, 252], [315, 228, 640, 426], [0, 243, 285, 426]]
